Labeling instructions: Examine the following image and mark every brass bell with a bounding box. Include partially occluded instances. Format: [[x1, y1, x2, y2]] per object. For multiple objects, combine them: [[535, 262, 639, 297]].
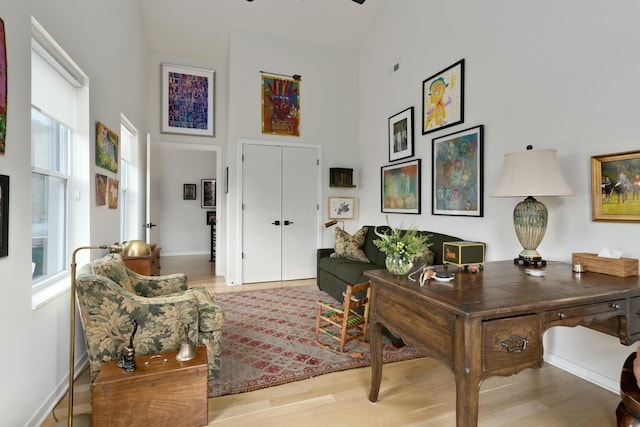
[[175, 324, 196, 362]]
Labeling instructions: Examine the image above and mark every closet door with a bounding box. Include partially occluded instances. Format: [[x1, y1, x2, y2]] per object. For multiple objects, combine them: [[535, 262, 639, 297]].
[[242, 143, 318, 284]]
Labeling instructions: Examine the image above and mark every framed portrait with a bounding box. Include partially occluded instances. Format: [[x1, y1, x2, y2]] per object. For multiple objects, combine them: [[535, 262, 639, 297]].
[[206, 210, 216, 225], [591, 150, 640, 222], [201, 178, 216, 209], [432, 125, 483, 217], [183, 183, 196, 200], [261, 74, 300, 137], [161, 63, 215, 136], [388, 107, 414, 162], [381, 159, 421, 214], [96, 174, 108, 206], [328, 196, 355, 220], [96, 122, 119, 173], [422, 59, 464, 135], [0, 174, 8, 257]]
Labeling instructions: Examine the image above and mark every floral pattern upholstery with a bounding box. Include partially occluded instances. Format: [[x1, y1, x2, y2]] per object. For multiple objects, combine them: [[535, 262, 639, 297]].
[[76, 253, 224, 382], [330, 226, 370, 263]]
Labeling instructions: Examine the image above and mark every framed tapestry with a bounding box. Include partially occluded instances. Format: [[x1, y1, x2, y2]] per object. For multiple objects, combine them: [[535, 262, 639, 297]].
[[261, 74, 300, 137], [422, 59, 464, 135], [202, 178, 216, 209], [432, 125, 483, 217], [381, 159, 421, 214], [0, 174, 8, 257], [96, 122, 118, 173], [328, 196, 355, 220], [591, 150, 640, 222], [388, 107, 414, 162], [161, 63, 215, 136]]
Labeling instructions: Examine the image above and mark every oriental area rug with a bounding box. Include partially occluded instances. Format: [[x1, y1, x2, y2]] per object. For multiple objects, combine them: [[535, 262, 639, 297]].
[[207, 284, 422, 397]]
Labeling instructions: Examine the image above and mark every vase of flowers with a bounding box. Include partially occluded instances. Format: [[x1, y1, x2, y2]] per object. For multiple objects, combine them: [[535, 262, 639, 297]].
[[373, 220, 432, 275]]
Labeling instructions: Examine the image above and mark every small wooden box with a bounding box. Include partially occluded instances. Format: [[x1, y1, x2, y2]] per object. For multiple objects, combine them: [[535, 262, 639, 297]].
[[572, 252, 639, 277], [92, 347, 208, 426], [443, 241, 486, 269], [123, 246, 161, 276]]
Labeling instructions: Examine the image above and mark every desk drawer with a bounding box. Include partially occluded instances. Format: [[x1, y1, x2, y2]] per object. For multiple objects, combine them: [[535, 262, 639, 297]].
[[483, 314, 542, 374], [544, 299, 626, 326]]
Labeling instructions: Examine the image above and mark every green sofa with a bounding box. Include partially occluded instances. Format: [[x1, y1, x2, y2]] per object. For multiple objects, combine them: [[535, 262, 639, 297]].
[[317, 225, 463, 345]]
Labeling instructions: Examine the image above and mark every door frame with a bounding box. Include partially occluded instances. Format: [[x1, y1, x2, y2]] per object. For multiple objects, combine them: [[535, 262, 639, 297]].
[[237, 138, 322, 284]]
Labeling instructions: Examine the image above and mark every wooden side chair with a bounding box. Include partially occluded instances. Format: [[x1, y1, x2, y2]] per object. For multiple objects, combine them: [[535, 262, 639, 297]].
[[617, 351, 640, 426], [314, 281, 371, 355]]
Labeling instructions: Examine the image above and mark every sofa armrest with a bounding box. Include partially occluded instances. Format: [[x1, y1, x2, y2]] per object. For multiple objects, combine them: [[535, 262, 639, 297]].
[[187, 286, 225, 332], [127, 270, 189, 297], [317, 248, 334, 279]]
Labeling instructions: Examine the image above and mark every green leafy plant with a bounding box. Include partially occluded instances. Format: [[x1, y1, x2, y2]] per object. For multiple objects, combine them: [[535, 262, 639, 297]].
[[373, 219, 432, 263]]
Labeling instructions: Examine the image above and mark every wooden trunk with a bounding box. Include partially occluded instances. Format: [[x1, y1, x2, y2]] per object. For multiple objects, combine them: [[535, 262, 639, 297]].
[[92, 347, 208, 427], [122, 246, 161, 276]]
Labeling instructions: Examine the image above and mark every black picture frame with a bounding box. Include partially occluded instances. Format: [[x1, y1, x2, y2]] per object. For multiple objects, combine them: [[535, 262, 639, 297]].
[[206, 210, 216, 225], [422, 59, 465, 135], [201, 178, 216, 209], [183, 183, 196, 200], [388, 107, 414, 162], [0, 174, 8, 257], [381, 159, 421, 214], [432, 125, 484, 217]]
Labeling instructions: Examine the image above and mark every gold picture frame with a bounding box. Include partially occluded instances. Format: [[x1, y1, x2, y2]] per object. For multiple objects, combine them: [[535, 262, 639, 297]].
[[328, 196, 355, 220], [591, 150, 640, 222]]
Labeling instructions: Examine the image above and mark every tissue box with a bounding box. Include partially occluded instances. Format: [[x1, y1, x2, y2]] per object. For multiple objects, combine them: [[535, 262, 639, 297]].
[[571, 253, 638, 277], [443, 241, 485, 268]]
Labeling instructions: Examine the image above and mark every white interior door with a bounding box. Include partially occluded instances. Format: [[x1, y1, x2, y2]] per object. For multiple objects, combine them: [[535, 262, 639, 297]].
[[281, 146, 318, 281], [242, 144, 283, 283], [242, 143, 319, 284], [145, 134, 160, 244]]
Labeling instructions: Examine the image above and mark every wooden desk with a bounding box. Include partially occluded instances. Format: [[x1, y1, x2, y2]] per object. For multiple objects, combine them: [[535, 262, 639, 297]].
[[365, 261, 640, 427]]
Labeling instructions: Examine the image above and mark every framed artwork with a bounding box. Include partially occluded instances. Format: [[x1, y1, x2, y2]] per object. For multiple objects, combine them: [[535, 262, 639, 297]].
[[422, 59, 464, 135], [591, 150, 640, 222], [206, 210, 216, 225], [0, 18, 6, 155], [388, 107, 414, 162], [225, 166, 229, 194], [261, 74, 300, 136], [161, 63, 215, 136], [328, 196, 355, 220], [96, 174, 108, 206], [96, 122, 119, 173], [381, 159, 421, 214], [107, 178, 119, 209], [201, 178, 216, 209], [183, 183, 196, 200], [432, 125, 483, 217], [0, 174, 8, 257]]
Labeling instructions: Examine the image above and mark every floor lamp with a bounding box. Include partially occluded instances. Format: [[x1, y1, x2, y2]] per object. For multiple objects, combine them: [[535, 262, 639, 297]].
[[491, 146, 573, 266], [53, 244, 122, 427]]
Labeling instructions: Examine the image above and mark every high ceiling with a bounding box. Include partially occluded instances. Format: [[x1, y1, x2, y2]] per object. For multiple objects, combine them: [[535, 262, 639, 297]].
[[137, 0, 389, 61]]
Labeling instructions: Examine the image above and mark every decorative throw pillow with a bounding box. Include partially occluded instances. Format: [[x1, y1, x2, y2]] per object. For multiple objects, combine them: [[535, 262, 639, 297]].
[[331, 226, 370, 263]]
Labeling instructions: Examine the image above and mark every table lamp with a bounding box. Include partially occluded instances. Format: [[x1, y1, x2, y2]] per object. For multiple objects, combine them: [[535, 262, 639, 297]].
[[491, 146, 573, 266], [53, 243, 123, 427]]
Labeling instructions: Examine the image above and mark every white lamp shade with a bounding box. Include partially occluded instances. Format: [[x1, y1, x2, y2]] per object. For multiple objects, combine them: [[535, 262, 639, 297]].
[[492, 149, 574, 197]]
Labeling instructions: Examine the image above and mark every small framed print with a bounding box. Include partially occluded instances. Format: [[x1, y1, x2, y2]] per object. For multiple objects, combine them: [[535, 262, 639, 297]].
[[328, 196, 355, 220], [591, 150, 640, 222], [432, 125, 483, 217], [381, 159, 421, 214], [422, 59, 464, 135], [388, 107, 414, 162], [201, 178, 216, 209], [206, 210, 216, 225], [0, 174, 8, 257], [183, 183, 196, 200]]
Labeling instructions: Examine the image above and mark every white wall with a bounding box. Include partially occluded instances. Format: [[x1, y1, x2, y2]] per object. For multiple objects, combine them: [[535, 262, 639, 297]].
[[225, 30, 359, 284], [357, 0, 640, 392], [0, 1, 149, 425]]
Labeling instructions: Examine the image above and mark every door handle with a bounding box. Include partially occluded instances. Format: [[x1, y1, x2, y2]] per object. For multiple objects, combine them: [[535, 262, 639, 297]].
[[284, 220, 294, 226], [144, 223, 157, 229], [272, 220, 281, 226]]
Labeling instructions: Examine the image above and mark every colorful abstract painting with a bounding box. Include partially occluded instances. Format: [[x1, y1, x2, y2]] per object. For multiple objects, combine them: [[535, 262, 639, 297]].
[[381, 159, 421, 214], [161, 63, 214, 136], [432, 125, 483, 217], [96, 174, 107, 206], [422, 59, 464, 135], [0, 18, 7, 154], [262, 75, 300, 136], [96, 122, 118, 173], [108, 178, 119, 209]]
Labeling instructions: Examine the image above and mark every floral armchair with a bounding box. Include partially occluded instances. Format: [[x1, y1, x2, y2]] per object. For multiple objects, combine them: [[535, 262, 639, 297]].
[[75, 253, 224, 382]]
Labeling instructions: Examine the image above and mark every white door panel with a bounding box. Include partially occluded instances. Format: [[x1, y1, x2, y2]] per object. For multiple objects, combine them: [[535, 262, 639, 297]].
[[145, 134, 160, 244]]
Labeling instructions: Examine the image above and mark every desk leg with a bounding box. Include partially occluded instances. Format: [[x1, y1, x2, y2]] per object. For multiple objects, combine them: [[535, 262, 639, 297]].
[[455, 317, 482, 427], [368, 321, 383, 402]]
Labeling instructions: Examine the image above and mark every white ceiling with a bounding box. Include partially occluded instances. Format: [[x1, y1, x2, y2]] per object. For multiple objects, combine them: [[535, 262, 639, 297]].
[[137, 0, 389, 62]]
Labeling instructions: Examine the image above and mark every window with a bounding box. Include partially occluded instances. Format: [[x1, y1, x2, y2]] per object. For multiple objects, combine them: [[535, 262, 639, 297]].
[[31, 18, 89, 305], [120, 116, 140, 242]]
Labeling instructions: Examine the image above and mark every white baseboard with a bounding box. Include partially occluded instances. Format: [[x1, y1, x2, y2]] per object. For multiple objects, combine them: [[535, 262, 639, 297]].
[[544, 351, 619, 394], [27, 353, 89, 427]]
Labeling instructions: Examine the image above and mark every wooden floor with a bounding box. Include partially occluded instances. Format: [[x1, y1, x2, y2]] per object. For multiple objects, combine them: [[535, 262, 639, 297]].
[[41, 255, 620, 427]]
